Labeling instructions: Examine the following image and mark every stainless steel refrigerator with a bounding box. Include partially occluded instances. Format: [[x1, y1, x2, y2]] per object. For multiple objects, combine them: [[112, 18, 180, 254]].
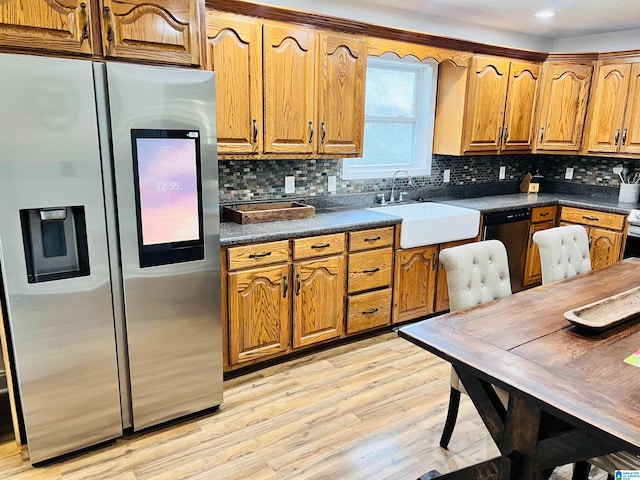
[[0, 53, 222, 463]]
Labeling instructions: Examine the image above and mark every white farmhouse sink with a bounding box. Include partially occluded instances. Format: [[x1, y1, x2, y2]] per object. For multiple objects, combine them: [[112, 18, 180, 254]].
[[368, 202, 481, 248]]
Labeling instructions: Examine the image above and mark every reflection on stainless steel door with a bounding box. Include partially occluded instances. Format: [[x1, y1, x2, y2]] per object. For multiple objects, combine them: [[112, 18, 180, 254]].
[[104, 63, 222, 430], [0, 54, 123, 463]]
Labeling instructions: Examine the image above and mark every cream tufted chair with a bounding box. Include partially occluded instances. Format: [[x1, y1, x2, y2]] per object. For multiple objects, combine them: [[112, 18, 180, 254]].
[[437, 240, 511, 449], [532, 225, 591, 284]]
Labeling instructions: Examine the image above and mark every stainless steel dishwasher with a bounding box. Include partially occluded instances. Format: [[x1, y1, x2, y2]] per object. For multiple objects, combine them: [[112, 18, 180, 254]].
[[483, 208, 531, 293]]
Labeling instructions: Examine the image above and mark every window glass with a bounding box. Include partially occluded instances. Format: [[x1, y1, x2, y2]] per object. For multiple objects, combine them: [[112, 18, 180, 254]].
[[343, 55, 437, 180]]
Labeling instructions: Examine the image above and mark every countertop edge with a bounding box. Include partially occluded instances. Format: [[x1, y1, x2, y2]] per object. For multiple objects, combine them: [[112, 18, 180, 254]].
[[220, 193, 638, 247]]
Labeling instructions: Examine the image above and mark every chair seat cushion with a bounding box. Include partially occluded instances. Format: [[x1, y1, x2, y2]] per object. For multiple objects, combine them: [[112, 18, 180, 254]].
[[450, 366, 509, 406]]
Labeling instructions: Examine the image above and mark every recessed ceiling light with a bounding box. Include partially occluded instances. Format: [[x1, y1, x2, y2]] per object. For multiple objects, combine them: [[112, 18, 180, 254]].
[[534, 10, 557, 18]]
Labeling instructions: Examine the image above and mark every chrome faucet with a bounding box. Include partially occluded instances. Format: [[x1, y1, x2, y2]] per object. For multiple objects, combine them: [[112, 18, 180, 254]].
[[390, 169, 413, 203]]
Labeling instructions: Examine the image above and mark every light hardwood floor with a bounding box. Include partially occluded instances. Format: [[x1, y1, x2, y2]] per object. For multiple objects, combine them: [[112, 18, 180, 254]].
[[0, 333, 606, 479]]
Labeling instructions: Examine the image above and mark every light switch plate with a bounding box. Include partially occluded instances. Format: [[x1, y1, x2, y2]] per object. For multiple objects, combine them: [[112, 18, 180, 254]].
[[443, 169, 451, 183], [565, 167, 574, 180], [499, 166, 506, 180], [328, 175, 337, 193], [285, 176, 295, 194]]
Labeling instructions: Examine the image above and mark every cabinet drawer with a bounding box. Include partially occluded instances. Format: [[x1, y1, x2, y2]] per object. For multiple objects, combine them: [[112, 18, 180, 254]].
[[227, 240, 289, 270], [349, 227, 394, 252], [348, 248, 393, 294], [560, 207, 625, 231], [531, 205, 556, 223], [347, 288, 392, 334], [293, 233, 345, 259]]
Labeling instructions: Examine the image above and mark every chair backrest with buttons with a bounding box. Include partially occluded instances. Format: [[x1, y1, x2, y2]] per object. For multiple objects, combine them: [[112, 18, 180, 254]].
[[439, 240, 512, 312], [532, 225, 591, 285]]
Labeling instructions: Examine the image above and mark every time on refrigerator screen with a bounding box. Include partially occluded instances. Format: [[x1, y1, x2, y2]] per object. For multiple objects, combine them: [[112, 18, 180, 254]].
[[136, 137, 199, 246]]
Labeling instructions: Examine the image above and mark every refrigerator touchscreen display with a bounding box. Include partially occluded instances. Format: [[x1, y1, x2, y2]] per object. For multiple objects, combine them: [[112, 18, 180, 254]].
[[131, 129, 204, 267]]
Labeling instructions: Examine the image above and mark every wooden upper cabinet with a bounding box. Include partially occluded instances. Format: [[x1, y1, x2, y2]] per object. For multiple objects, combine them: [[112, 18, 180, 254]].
[[100, 0, 201, 65], [316, 32, 366, 155], [434, 55, 539, 155], [621, 63, 640, 155], [535, 61, 593, 152], [463, 56, 510, 152], [206, 13, 262, 154], [502, 61, 540, 151], [584, 59, 640, 156], [0, 0, 93, 55], [263, 23, 316, 154]]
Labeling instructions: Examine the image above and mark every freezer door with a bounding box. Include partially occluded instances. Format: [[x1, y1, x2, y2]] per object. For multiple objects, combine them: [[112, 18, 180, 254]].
[[0, 53, 123, 463], [103, 63, 222, 430]]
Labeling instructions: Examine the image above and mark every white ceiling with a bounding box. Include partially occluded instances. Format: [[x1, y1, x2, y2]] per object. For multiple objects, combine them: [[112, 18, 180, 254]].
[[355, 0, 640, 39]]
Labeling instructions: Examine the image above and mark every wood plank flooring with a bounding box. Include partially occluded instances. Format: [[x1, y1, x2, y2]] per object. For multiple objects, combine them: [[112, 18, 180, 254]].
[[0, 333, 606, 479]]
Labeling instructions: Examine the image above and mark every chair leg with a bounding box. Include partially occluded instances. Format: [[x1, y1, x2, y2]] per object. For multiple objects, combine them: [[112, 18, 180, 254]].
[[571, 461, 591, 480], [439, 387, 461, 449]]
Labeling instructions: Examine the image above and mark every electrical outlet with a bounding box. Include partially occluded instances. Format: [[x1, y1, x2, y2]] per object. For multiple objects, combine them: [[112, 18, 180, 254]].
[[499, 166, 506, 180], [443, 169, 451, 183], [285, 176, 295, 194], [328, 175, 337, 193], [565, 167, 574, 180]]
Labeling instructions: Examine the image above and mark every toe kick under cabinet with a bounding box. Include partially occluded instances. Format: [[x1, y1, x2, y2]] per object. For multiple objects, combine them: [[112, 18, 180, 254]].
[[222, 226, 396, 371]]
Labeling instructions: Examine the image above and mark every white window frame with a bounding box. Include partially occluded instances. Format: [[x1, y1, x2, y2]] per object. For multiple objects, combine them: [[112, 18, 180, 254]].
[[343, 54, 438, 180]]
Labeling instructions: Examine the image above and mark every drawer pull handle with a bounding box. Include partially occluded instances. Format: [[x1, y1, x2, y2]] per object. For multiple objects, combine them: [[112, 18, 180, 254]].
[[311, 243, 330, 249], [283, 275, 288, 298], [362, 308, 379, 315], [308, 121, 314, 144], [252, 119, 258, 144], [363, 267, 380, 274], [582, 215, 600, 221], [296, 274, 301, 296], [249, 251, 272, 259], [364, 236, 381, 242], [622, 128, 628, 146], [539, 212, 550, 217]]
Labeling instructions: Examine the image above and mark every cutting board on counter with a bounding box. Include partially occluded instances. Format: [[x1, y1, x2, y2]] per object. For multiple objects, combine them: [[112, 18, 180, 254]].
[[222, 202, 315, 224]]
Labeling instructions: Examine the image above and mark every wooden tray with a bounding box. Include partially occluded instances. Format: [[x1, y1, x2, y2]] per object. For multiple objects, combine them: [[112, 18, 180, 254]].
[[222, 202, 315, 224], [564, 285, 640, 331]]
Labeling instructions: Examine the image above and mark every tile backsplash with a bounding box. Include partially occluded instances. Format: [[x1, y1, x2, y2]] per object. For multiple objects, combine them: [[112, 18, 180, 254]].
[[219, 153, 634, 204]]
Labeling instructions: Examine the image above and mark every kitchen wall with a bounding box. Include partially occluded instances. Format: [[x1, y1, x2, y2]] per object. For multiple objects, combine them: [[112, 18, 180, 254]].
[[218, 154, 632, 205]]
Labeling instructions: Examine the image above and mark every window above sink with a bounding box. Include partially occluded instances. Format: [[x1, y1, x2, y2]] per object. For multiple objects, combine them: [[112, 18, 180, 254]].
[[343, 54, 438, 180]]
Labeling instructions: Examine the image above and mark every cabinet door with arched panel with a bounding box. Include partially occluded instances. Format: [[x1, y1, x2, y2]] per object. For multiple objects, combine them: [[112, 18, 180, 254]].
[[100, 0, 201, 65], [0, 0, 94, 55], [206, 13, 262, 154]]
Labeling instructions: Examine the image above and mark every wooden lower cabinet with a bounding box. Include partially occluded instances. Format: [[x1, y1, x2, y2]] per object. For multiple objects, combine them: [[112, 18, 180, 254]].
[[559, 206, 626, 272], [293, 255, 345, 349], [523, 220, 555, 287], [589, 227, 623, 270], [228, 263, 291, 365], [434, 239, 477, 313], [393, 245, 438, 323], [347, 288, 392, 334]]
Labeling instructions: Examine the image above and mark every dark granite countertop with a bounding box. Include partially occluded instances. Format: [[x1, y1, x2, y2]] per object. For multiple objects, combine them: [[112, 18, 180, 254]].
[[437, 193, 640, 215], [220, 193, 640, 246], [220, 208, 401, 246]]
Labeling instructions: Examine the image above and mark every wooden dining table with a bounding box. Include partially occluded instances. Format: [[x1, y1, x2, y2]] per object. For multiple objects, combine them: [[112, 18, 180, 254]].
[[399, 257, 640, 479]]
